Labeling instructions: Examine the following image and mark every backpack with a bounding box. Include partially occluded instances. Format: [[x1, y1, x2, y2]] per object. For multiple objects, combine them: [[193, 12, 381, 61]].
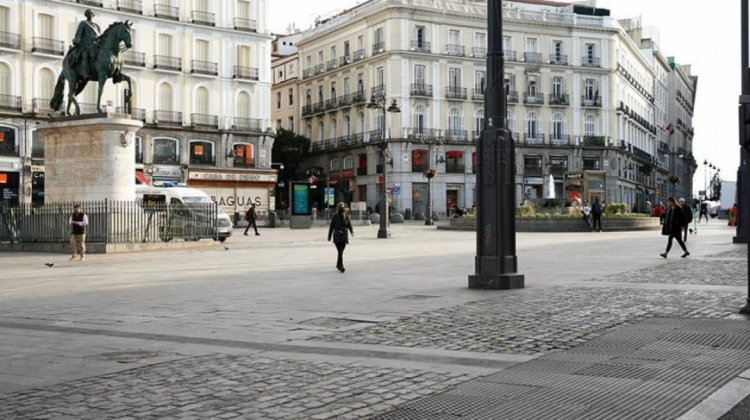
[[592, 202, 602, 215]]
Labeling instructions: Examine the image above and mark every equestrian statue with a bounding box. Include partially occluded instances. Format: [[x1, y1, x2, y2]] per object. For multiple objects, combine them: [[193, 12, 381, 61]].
[[50, 9, 134, 116]]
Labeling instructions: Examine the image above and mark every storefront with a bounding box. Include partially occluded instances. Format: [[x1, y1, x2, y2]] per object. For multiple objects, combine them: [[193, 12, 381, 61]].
[[31, 167, 45, 204], [187, 169, 277, 218], [564, 171, 606, 203], [151, 165, 183, 185], [0, 171, 20, 205]]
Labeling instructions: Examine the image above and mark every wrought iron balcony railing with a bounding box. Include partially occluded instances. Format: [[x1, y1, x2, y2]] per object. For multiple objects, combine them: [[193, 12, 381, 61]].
[[550, 54, 568, 65], [153, 55, 181, 71], [445, 129, 468, 141], [582, 95, 602, 107], [550, 135, 571, 146], [339, 54, 352, 67], [445, 86, 467, 100], [445, 163, 466, 174], [0, 94, 21, 112], [192, 113, 218, 128], [314, 63, 325, 75], [154, 4, 179, 21], [410, 83, 433, 98], [507, 91, 519, 103], [523, 133, 545, 145], [523, 92, 544, 105], [472, 47, 487, 58], [326, 59, 338, 71], [504, 50, 517, 61], [0, 31, 21, 49], [234, 18, 258, 32], [524, 52, 542, 64], [446, 44, 465, 56], [582, 56, 601, 68], [371, 85, 385, 99], [233, 65, 259, 81], [122, 50, 146, 67], [549, 93, 569, 106], [32, 37, 64, 55], [153, 110, 182, 126], [232, 117, 263, 132], [33, 98, 56, 114], [191, 60, 218, 76], [191, 10, 215, 26], [372, 42, 385, 55], [117, 0, 143, 14], [353, 49, 366, 62], [410, 40, 431, 53], [472, 88, 485, 101]]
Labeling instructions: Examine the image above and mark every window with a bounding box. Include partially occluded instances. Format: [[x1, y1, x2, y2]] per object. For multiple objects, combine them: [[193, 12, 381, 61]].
[[330, 158, 340, 172], [135, 136, 143, 163], [306, 123, 312, 139], [330, 45, 336, 61], [474, 32, 486, 49], [414, 65, 426, 85], [448, 30, 460, 46], [551, 113, 565, 141], [159, 33, 173, 56], [0, 63, 10, 95], [507, 111, 516, 134], [503, 36, 511, 51], [189, 140, 215, 166], [448, 107, 463, 134], [343, 115, 351, 136], [330, 81, 337, 100], [504, 73, 515, 93], [527, 75, 539, 96], [237, 91, 251, 118], [475, 70, 486, 91], [40, 69, 55, 100], [195, 87, 209, 114], [524, 155, 543, 175], [237, 0, 251, 19], [344, 41, 350, 56], [586, 43, 595, 59], [343, 77, 350, 96], [526, 112, 540, 139], [195, 39, 209, 62], [474, 109, 484, 136], [553, 41, 563, 61], [414, 106, 426, 135], [449, 68, 461, 88], [445, 151, 465, 173], [584, 78, 598, 100], [525, 38, 537, 52], [153, 138, 180, 165], [412, 149, 428, 172], [237, 45, 251, 67], [317, 85, 323, 103], [233, 143, 254, 168], [38, 14, 54, 39], [288, 117, 294, 131], [317, 51, 323, 64], [414, 26, 426, 48], [288, 88, 293, 106], [318, 121, 324, 141], [158, 83, 173, 110], [0, 7, 9, 33], [374, 27, 384, 46], [583, 156, 600, 170], [584, 115, 596, 136], [276, 92, 281, 109], [343, 156, 353, 170], [552, 76, 565, 96], [305, 89, 311, 105], [330, 118, 337, 139], [357, 35, 363, 51], [376, 66, 384, 87], [357, 73, 364, 93]]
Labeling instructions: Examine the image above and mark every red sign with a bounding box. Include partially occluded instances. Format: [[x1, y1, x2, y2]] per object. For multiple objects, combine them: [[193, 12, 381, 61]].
[[377, 175, 384, 183], [0, 174, 6, 184], [308, 176, 317, 184], [569, 192, 581, 200], [387, 188, 393, 194]]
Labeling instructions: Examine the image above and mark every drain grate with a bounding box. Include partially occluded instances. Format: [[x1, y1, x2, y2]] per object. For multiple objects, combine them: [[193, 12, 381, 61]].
[[395, 295, 441, 300], [97, 350, 161, 363], [300, 317, 374, 328]]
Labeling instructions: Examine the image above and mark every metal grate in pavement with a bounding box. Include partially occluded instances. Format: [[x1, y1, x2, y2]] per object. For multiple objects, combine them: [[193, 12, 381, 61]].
[[445, 382, 539, 399], [584, 328, 668, 349], [573, 363, 660, 380], [474, 398, 588, 420], [368, 409, 461, 420], [96, 351, 161, 363], [651, 366, 745, 387], [661, 330, 727, 347], [721, 334, 750, 351], [682, 319, 750, 335], [399, 394, 503, 417], [299, 317, 373, 328], [395, 295, 441, 300]]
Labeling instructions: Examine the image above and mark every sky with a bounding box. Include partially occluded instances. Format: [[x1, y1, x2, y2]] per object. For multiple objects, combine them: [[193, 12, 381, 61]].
[[269, 0, 741, 192]]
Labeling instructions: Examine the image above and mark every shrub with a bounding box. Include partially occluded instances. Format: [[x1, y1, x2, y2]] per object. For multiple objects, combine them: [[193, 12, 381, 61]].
[[518, 204, 534, 217]]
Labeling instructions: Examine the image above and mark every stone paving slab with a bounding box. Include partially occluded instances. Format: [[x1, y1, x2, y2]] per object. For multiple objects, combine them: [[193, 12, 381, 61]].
[[0, 355, 476, 420], [590, 259, 747, 287], [369, 318, 750, 420], [316, 286, 739, 356]]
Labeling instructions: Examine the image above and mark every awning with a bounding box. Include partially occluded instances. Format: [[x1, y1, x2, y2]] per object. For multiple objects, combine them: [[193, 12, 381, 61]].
[[135, 170, 150, 185]]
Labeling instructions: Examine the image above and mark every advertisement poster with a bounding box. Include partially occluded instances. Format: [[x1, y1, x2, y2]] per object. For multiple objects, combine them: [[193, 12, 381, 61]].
[[292, 183, 310, 215], [324, 188, 335, 206]]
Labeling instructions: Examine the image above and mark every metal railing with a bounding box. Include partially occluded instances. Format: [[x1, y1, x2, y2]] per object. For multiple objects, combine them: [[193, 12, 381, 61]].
[[301, 104, 313, 117], [33, 98, 56, 115], [122, 50, 146, 67], [472, 47, 487, 58], [233, 66, 259, 81], [32, 37, 64, 55], [338, 94, 353, 108], [504, 50, 517, 61], [154, 4, 179, 21], [582, 95, 602, 107], [352, 91, 367, 105], [353, 49, 366, 62], [371, 85, 385, 98], [472, 88, 485, 101], [582, 56, 601, 67], [549, 93, 569, 106], [550, 135, 571, 145], [153, 110, 182, 126], [372, 42, 385, 55], [234, 18, 257, 32], [0, 31, 21, 49], [314, 63, 325, 75], [524, 52, 542, 64], [191, 60, 218, 76], [523, 92, 544, 105], [153, 55, 181, 71], [405, 127, 441, 139], [410, 83, 433, 97], [507, 91, 519, 103], [445, 163, 465, 174], [0, 201, 219, 244], [550, 54, 568, 65], [523, 133, 545, 145], [232, 117, 263, 132], [410, 40, 431, 53], [115, 107, 146, 122], [325, 98, 338, 111], [0, 94, 21, 112], [445, 129, 468, 141], [117, 0, 143, 14], [339, 54, 352, 66], [192, 113, 218, 128], [191, 10, 215, 26], [445, 44, 465, 56], [445, 86, 467, 100], [302, 68, 313, 79]]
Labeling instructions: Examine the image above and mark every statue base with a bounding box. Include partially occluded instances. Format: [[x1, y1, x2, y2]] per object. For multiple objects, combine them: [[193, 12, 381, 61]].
[[40, 115, 143, 203]]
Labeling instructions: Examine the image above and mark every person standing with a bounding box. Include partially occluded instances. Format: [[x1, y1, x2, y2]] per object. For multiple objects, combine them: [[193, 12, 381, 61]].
[[699, 202, 709, 223], [243, 203, 260, 236], [679, 198, 692, 242], [591, 198, 603, 232], [328, 202, 354, 273], [69, 204, 88, 261], [660, 197, 690, 259], [581, 202, 592, 230], [729, 203, 739, 227]]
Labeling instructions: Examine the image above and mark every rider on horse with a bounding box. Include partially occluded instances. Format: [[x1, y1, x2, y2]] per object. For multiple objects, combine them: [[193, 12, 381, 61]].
[[69, 9, 101, 81]]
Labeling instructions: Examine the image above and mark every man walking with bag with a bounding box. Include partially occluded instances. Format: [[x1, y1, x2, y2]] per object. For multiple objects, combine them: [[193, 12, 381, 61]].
[[69, 204, 88, 261], [243, 203, 260, 236], [660, 197, 690, 259], [328, 202, 354, 273]]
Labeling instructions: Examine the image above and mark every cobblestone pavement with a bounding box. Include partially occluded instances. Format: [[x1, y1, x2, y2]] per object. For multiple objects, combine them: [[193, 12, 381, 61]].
[[0, 355, 475, 420], [591, 259, 748, 287], [315, 286, 739, 356], [708, 248, 748, 259]]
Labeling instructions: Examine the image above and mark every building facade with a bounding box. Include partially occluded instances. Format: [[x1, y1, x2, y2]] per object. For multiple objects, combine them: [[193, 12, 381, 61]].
[[667, 58, 698, 202], [0, 0, 276, 217], [272, 27, 304, 133], [292, 0, 697, 216]]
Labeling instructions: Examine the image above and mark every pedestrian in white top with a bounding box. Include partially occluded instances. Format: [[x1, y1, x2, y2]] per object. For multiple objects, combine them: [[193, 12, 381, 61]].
[[581, 202, 592, 230]]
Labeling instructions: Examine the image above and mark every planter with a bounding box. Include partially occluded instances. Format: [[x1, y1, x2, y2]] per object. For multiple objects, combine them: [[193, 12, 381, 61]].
[[438, 217, 661, 232]]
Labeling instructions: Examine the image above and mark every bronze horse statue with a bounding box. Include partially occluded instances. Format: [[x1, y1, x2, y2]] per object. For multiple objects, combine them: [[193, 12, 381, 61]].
[[50, 21, 134, 116]]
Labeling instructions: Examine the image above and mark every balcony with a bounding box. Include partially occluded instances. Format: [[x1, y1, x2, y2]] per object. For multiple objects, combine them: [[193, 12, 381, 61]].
[[410, 40, 431, 53], [302, 68, 313, 79], [550, 54, 568, 65], [301, 104, 313, 117], [117, 0, 143, 14], [371, 85, 385, 99], [405, 127, 441, 139], [115, 107, 146, 122], [445, 86, 467, 100], [326, 59, 338, 72], [232, 117, 263, 132], [504, 50, 517, 61], [77, 102, 100, 114], [523, 133, 545, 145], [352, 91, 367, 105], [472, 88, 485, 101], [78, 0, 103, 7], [313, 102, 325, 114], [31, 37, 64, 56], [582, 56, 601, 68], [523, 92, 544, 105], [232, 160, 255, 169], [472, 47, 487, 58], [191, 60, 218, 76], [550, 135, 571, 146], [32, 98, 55, 115], [582, 136, 607, 147], [338, 94, 352, 108], [412, 163, 429, 173], [0, 94, 21, 112], [192, 113, 218, 129], [122, 50, 146, 67], [234, 18, 258, 32], [410, 83, 433, 98], [353, 49, 366, 62], [582, 95, 602, 108], [357, 167, 367, 176], [507, 91, 519, 103], [372, 42, 385, 55], [190, 154, 215, 166], [154, 4, 179, 21], [523, 164, 543, 176], [445, 129, 468, 141], [325, 98, 338, 111], [191, 10, 215, 26], [445, 163, 465, 174], [549, 93, 569, 106], [233, 66, 259, 81], [659, 141, 670, 152], [339, 54, 352, 67], [446, 44, 465, 56], [0, 31, 21, 50], [313, 64, 325, 75], [153, 55, 181, 72], [368, 130, 384, 142], [524, 52, 542, 64], [153, 110, 182, 126]]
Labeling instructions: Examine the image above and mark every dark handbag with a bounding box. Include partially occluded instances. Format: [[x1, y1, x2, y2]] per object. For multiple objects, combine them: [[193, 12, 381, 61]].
[[334, 229, 346, 241]]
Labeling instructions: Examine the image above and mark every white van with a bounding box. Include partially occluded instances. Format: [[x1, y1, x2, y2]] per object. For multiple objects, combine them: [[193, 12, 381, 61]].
[[135, 185, 234, 242]]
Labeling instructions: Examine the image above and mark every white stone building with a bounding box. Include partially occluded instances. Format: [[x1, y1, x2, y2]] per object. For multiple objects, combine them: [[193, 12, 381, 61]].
[[292, 0, 697, 216], [0, 0, 276, 217]]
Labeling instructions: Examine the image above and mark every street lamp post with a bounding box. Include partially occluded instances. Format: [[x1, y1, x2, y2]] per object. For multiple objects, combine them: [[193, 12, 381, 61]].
[[704, 159, 709, 201], [738, 0, 750, 313], [425, 141, 435, 225], [367, 94, 400, 239]]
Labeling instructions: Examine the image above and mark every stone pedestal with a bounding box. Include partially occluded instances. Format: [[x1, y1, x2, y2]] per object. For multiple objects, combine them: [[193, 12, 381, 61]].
[[40, 115, 143, 203]]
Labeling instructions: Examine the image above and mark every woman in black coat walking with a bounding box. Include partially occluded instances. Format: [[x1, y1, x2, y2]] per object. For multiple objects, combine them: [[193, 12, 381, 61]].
[[328, 202, 354, 273], [660, 197, 690, 258]]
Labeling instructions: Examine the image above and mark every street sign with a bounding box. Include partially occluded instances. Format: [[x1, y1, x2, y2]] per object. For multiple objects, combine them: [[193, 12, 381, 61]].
[[387, 187, 393, 194], [393, 185, 401, 195], [377, 175, 384, 183]]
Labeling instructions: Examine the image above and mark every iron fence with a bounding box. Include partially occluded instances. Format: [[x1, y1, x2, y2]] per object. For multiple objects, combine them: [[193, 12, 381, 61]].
[[0, 201, 218, 244]]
